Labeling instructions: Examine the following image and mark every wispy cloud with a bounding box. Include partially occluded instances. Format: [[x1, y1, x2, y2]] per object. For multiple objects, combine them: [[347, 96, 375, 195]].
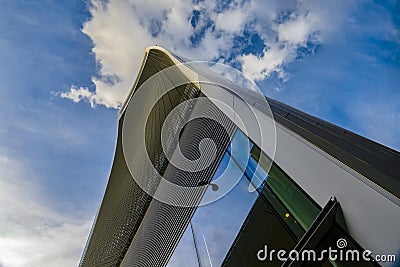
[[61, 0, 364, 108], [0, 153, 92, 267], [60, 86, 98, 108]]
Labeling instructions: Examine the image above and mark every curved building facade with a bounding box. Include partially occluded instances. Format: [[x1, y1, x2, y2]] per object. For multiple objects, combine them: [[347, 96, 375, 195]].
[[80, 46, 400, 267]]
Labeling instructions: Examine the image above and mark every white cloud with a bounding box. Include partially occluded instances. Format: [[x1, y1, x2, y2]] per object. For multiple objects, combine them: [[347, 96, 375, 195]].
[[275, 13, 316, 46], [60, 86, 97, 107], [215, 6, 248, 34], [61, 0, 367, 107], [0, 154, 91, 267], [239, 43, 292, 81]]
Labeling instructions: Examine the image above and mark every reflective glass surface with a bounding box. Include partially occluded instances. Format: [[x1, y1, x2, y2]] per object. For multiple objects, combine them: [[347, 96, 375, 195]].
[[251, 145, 320, 233], [167, 131, 259, 267], [167, 129, 324, 266]]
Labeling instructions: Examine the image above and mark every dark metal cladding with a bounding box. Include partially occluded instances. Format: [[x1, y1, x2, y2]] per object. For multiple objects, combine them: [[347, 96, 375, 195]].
[[265, 97, 400, 199]]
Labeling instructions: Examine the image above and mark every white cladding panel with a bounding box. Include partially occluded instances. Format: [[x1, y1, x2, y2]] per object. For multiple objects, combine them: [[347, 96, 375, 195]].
[[201, 82, 400, 263]]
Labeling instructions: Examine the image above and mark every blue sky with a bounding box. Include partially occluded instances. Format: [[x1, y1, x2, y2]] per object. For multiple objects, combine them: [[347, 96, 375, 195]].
[[0, 0, 399, 266]]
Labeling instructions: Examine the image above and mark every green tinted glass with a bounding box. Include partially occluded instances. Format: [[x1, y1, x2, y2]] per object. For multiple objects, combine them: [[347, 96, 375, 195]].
[[251, 145, 320, 236]]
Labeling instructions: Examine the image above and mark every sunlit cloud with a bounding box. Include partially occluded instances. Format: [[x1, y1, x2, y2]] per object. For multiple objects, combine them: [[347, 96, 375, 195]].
[[62, 0, 364, 108]]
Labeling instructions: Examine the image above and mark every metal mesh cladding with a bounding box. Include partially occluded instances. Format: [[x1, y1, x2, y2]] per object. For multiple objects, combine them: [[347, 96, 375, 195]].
[[79, 117, 153, 267], [80, 48, 238, 267], [120, 96, 236, 266], [80, 82, 203, 266]]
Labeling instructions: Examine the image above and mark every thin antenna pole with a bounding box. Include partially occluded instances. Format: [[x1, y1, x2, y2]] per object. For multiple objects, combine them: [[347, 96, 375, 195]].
[[203, 234, 213, 267], [190, 221, 201, 267]]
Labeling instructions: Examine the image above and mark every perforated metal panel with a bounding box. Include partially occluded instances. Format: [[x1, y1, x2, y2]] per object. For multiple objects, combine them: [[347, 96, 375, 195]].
[[120, 98, 236, 266], [79, 119, 153, 266], [80, 49, 205, 266]]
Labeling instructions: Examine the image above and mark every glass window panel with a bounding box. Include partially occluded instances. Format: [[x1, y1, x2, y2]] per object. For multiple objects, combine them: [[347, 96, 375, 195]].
[[228, 130, 319, 239], [227, 130, 268, 192], [192, 174, 258, 266], [251, 145, 320, 233], [167, 147, 258, 266], [245, 154, 269, 191], [260, 185, 306, 240], [167, 129, 323, 266]]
